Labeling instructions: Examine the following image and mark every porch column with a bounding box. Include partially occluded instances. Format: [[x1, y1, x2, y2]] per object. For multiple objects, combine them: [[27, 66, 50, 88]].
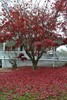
[[3, 43, 6, 51], [18, 47, 20, 52], [53, 46, 56, 67], [2, 43, 6, 68]]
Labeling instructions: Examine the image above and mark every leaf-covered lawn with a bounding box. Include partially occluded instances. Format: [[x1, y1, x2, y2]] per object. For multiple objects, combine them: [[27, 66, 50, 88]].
[[0, 66, 67, 100]]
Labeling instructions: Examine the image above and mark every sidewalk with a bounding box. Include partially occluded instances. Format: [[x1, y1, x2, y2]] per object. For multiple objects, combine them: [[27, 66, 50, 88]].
[[0, 68, 14, 72]]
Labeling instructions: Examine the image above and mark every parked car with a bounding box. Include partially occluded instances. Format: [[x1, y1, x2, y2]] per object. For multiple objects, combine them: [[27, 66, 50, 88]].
[[47, 53, 59, 59]]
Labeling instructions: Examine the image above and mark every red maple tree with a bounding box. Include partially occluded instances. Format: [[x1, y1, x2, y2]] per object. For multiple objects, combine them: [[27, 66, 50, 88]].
[[0, 0, 66, 69]]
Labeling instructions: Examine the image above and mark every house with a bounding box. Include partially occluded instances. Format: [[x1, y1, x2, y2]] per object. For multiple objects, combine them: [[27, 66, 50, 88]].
[[0, 41, 30, 68], [0, 41, 52, 68], [0, 40, 66, 68]]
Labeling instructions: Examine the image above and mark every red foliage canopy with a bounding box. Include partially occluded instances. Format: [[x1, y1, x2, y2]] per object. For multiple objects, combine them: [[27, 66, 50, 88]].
[[0, 0, 66, 68]]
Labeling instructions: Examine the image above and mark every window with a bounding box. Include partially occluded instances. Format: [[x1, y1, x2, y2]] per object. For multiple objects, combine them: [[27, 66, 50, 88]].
[[5, 46, 11, 51], [20, 46, 23, 51], [5, 46, 16, 51], [12, 46, 15, 50]]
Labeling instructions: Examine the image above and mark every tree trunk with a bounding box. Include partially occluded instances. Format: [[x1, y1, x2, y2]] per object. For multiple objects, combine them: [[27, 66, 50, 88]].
[[12, 61, 17, 68], [32, 60, 38, 69], [13, 64, 17, 68]]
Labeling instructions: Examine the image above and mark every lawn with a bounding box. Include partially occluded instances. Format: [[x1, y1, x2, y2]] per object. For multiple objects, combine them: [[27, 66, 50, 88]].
[[0, 66, 67, 100]]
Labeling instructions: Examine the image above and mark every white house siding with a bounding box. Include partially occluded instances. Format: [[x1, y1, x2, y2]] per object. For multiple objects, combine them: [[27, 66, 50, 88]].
[[0, 43, 66, 68], [2, 51, 66, 68], [2, 51, 30, 68]]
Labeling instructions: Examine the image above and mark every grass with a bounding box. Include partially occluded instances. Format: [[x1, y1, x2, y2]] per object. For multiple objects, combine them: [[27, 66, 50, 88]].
[[46, 94, 67, 100], [0, 91, 39, 100], [17, 93, 39, 100], [0, 90, 67, 100]]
